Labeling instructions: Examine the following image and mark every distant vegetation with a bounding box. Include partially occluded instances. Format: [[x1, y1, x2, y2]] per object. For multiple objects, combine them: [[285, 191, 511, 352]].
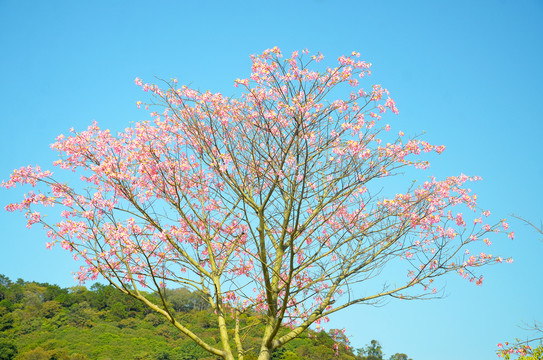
[[0, 275, 411, 360]]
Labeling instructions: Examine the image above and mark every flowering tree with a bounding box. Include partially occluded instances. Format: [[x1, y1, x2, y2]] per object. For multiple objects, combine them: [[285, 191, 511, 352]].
[[3, 48, 513, 360], [497, 217, 542, 359], [498, 340, 543, 359]]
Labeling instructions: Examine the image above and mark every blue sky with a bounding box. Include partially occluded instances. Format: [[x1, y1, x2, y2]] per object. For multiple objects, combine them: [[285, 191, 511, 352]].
[[0, 1, 542, 359]]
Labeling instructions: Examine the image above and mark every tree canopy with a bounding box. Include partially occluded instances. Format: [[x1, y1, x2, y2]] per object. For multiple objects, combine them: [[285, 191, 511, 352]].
[[2, 48, 512, 360]]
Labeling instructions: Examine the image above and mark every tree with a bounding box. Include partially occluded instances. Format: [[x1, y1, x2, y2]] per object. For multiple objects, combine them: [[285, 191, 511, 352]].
[[3, 48, 512, 360], [497, 216, 542, 359], [0, 275, 12, 289], [358, 340, 383, 360], [0, 338, 18, 360], [276, 350, 302, 360], [523, 346, 543, 360], [499, 345, 543, 360], [389, 353, 412, 360]]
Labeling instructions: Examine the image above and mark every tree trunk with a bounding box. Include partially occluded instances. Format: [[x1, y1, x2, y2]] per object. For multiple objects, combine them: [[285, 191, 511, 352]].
[[256, 349, 271, 360]]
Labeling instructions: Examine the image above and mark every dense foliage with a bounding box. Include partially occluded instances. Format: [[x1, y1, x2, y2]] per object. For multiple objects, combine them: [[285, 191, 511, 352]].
[[0, 275, 411, 360]]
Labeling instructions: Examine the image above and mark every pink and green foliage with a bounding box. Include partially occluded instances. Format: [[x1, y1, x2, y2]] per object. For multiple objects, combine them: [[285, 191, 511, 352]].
[[3, 48, 513, 360], [498, 344, 543, 360]]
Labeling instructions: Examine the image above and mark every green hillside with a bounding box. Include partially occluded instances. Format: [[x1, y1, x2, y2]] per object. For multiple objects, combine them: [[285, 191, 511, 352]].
[[0, 275, 409, 360]]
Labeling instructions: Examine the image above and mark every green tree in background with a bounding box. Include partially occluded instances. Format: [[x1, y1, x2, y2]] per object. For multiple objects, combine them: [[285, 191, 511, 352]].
[[358, 340, 383, 360], [389, 353, 412, 360], [0, 338, 18, 360], [0, 274, 371, 360]]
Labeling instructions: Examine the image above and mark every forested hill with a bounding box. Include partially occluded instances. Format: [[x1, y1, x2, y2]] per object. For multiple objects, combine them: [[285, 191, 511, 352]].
[[0, 275, 411, 360]]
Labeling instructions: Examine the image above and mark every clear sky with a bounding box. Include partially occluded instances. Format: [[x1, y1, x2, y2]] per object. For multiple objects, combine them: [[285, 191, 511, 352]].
[[0, 1, 542, 359]]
